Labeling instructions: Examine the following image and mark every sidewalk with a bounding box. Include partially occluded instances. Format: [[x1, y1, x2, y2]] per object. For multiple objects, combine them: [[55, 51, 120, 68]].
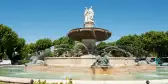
[[0, 76, 168, 84]]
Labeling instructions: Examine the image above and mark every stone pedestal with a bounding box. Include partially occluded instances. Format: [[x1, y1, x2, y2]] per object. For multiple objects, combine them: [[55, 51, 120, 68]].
[[91, 67, 113, 74], [82, 39, 96, 54], [84, 22, 94, 28], [82, 21, 96, 54]]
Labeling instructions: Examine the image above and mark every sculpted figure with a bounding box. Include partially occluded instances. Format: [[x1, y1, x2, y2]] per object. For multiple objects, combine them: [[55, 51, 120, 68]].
[[91, 52, 110, 67], [84, 6, 94, 22]]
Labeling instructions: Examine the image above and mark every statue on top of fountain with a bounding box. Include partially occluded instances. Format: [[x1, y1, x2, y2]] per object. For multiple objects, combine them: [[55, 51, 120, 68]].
[[84, 6, 94, 23]]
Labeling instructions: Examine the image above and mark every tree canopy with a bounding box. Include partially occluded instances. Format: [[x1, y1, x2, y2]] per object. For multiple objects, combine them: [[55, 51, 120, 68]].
[[35, 38, 52, 51], [53, 36, 75, 48], [0, 24, 25, 64]]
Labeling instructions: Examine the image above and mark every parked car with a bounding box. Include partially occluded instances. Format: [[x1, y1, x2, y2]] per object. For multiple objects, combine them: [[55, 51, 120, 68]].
[[156, 57, 168, 66]]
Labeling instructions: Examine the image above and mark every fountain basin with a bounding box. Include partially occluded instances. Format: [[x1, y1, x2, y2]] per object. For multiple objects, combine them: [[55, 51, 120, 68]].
[[25, 65, 156, 75], [0, 65, 159, 80], [0, 65, 168, 84], [68, 28, 111, 41]]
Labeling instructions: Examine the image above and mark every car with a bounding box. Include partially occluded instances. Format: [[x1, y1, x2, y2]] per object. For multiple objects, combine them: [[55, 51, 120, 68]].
[[156, 57, 168, 66]]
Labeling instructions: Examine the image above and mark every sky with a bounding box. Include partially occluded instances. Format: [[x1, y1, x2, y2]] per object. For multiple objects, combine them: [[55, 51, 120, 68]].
[[0, 0, 168, 44]]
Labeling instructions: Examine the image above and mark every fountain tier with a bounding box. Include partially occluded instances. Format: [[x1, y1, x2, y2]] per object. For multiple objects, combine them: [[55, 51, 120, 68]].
[[68, 27, 111, 42], [68, 17, 111, 54]]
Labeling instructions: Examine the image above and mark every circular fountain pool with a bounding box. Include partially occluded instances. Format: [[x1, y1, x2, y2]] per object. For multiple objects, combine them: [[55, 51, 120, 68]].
[[0, 65, 168, 81]]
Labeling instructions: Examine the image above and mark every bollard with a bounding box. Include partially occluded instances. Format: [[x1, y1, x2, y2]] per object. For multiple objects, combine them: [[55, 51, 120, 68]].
[[146, 80, 150, 84], [30, 79, 34, 84]]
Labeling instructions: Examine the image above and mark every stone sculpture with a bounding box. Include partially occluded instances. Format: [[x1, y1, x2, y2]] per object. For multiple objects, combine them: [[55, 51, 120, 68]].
[[11, 48, 19, 64], [27, 49, 51, 65], [84, 6, 94, 22], [91, 51, 110, 68]]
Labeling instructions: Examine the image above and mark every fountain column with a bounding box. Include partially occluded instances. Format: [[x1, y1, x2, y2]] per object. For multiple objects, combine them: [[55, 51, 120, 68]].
[[82, 22, 96, 54]]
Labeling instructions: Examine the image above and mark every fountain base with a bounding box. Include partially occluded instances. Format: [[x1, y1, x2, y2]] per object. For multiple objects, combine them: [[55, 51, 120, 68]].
[[91, 67, 113, 74], [26, 65, 113, 75]]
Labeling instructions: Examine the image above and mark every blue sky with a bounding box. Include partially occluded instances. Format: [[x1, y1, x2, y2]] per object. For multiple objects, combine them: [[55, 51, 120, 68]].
[[0, 0, 168, 44]]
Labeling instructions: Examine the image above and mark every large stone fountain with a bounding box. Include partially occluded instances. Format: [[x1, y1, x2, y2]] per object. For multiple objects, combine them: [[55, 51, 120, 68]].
[[68, 6, 111, 54], [67, 6, 112, 74], [26, 6, 136, 75]]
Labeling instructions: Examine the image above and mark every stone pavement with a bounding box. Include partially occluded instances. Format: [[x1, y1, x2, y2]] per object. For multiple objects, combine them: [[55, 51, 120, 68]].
[[0, 76, 168, 84]]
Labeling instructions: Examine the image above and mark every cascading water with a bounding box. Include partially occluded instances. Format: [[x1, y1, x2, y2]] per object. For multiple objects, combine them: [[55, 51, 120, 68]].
[[27, 49, 51, 65], [73, 41, 89, 55], [103, 46, 133, 57]]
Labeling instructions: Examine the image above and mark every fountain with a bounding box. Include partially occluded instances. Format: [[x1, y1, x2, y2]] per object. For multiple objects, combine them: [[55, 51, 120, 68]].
[[67, 6, 112, 74], [0, 6, 167, 84]]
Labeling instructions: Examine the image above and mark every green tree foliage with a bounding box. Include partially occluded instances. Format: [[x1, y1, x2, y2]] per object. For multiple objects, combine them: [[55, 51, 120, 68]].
[[54, 44, 70, 56], [0, 24, 26, 64], [96, 31, 168, 57], [16, 38, 26, 52], [96, 41, 116, 51], [141, 31, 168, 57], [53, 36, 74, 48], [13, 38, 27, 64], [115, 31, 168, 57], [18, 44, 30, 63], [116, 34, 148, 57], [27, 43, 36, 54], [35, 38, 52, 51]]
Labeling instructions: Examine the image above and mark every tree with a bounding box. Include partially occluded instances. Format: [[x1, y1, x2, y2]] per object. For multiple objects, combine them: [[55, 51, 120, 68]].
[[0, 25, 18, 57], [54, 44, 70, 56], [16, 38, 26, 52], [96, 42, 107, 51], [19, 44, 30, 59], [12, 38, 27, 64], [53, 36, 75, 49], [0, 24, 25, 64], [116, 34, 148, 57], [141, 31, 168, 57], [27, 43, 36, 54], [35, 38, 52, 51], [107, 42, 116, 46]]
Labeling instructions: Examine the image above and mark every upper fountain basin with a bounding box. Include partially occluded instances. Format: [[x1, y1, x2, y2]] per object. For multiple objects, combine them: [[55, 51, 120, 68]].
[[67, 28, 112, 41]]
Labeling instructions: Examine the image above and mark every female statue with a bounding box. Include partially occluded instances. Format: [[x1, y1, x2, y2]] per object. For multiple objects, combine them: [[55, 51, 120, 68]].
[[84, 6, 94, 23]]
